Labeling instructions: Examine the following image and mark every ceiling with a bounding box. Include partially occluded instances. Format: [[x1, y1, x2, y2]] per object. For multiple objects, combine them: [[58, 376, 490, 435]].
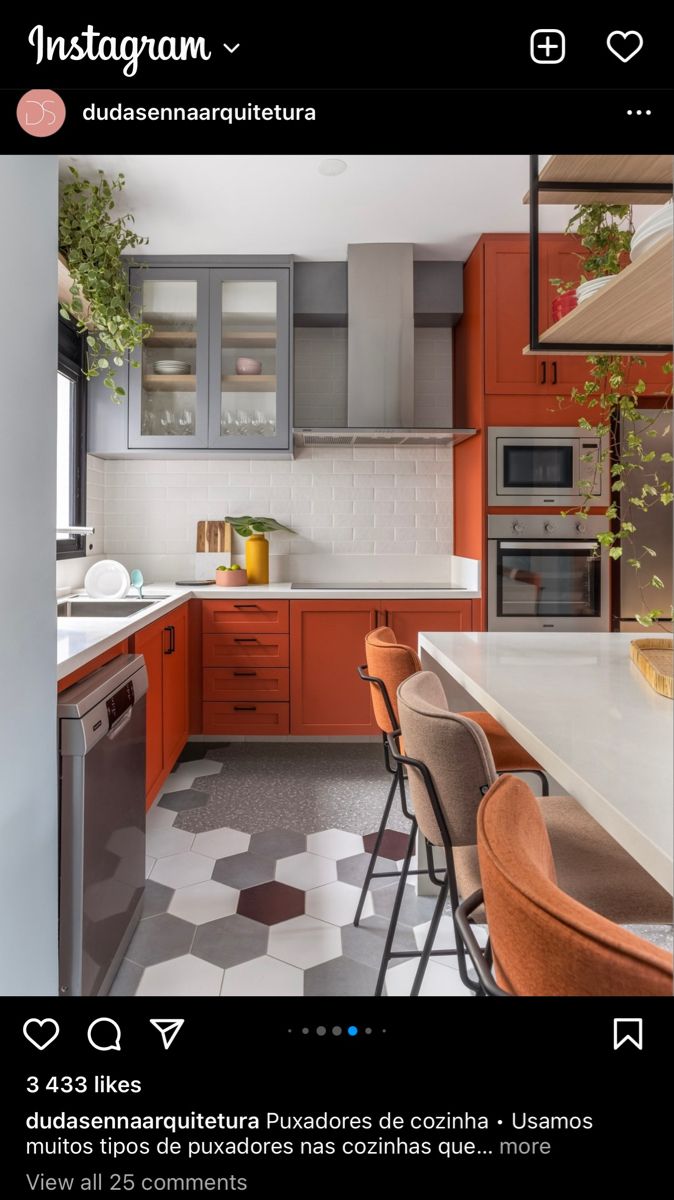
[[61, 155, 652, 262], [60, 154, 575, 261]]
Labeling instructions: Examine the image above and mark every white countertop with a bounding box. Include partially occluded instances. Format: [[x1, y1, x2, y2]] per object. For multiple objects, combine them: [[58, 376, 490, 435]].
[[419, 631, 673, 893], [57, 581, 480, 680]]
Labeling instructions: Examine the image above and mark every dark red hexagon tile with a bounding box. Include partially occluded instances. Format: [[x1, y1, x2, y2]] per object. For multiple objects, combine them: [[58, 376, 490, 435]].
[[362, 829, 410, 860], [236, 881, 305, 925]]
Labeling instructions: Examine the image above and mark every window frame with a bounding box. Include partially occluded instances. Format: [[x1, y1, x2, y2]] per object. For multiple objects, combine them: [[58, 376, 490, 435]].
[[56, 317, 88, 561]]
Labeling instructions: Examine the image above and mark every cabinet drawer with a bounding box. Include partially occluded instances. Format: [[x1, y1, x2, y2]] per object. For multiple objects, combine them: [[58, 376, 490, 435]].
[[203, 667, 289, 703], [203, 701, 290, 735], [202, 599, 289, 634], [203, 633, 289, 669]]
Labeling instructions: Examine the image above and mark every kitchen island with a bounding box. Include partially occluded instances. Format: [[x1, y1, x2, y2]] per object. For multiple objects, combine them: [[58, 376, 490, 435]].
[[419, 631, 673, 893]]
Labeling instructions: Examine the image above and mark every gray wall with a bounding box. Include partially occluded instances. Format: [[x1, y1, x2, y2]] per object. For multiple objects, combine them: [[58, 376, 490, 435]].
[[0, 156, 59, 994]]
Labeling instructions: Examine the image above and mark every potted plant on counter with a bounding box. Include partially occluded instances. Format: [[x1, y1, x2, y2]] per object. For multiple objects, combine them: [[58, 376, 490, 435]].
[[224, 516, 295, 585], [59, 166, 152, 399]]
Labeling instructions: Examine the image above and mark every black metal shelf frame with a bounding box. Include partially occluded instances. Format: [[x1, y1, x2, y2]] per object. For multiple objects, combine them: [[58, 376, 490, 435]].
[[529, 153, 673, 355]]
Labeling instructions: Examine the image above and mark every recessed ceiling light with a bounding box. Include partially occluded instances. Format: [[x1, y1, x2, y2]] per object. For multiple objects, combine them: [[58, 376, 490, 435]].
[[318, 158, 347, 176]]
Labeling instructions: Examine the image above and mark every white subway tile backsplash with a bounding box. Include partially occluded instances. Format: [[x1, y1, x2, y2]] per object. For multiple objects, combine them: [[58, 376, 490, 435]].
[[100, 443, 454, 562]]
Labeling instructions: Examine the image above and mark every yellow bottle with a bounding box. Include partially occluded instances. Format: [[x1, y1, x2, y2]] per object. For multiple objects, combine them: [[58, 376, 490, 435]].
[[245, 534, 269, 585]]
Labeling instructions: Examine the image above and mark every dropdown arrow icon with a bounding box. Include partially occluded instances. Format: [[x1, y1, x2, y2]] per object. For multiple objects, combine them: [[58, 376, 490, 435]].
[[223, 43, 240, 54]]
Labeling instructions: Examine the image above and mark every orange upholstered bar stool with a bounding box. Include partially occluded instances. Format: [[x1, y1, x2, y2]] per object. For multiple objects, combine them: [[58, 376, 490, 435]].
[[456, 775, 673, 997], [356, 626, 548, 931]]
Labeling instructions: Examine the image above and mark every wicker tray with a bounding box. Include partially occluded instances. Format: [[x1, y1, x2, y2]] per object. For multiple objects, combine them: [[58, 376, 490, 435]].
[[630, 638, 673, 699]]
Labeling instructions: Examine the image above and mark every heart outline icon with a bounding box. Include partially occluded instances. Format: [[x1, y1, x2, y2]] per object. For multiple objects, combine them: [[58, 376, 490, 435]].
[[607, 30, 644, 63], [23, 1018, 60, 1050]]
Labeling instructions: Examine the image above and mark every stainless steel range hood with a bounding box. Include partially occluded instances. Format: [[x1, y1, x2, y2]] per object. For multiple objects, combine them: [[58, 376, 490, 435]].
[[293, 243, 474, 448]]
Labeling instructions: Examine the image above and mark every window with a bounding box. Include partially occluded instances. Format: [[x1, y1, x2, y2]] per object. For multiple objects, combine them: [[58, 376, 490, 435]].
[[57, 317, 87, 560]]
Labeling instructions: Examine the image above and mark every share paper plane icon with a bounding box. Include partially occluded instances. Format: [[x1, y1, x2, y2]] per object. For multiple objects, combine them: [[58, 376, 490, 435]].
[[150, 1019, 185, 1050]]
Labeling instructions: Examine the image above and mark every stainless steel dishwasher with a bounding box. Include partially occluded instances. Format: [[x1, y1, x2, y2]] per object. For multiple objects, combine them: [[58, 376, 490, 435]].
[[58, 654, 148, 996]]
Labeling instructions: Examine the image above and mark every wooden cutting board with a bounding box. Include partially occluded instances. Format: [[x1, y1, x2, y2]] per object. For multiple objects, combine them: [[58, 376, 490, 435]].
[[196, 521, 232, 554]]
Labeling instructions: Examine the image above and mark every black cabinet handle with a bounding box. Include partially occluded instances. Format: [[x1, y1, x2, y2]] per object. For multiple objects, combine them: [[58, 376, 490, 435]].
[[540, 361, 547, 385], [163, 627, 172, 655], [233, 603, 261, 609], [551, 360, 558, 385], [234, 705, 256, 711], [234, 637, 259, 643], [233, 670, 257, 676]]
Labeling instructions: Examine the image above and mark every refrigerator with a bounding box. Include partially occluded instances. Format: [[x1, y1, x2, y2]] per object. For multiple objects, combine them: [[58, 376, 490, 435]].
[[619, 407, 673, 631]]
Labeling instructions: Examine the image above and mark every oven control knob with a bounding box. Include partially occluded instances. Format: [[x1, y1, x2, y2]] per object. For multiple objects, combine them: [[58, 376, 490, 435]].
[[576, 521, 586, 533], [512, 521, 524, 534], [544, 522, 555, 533]]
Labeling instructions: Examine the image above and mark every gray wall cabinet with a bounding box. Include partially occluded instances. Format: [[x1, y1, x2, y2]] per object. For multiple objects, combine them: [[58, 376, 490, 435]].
[[88, 256, 293, 457]]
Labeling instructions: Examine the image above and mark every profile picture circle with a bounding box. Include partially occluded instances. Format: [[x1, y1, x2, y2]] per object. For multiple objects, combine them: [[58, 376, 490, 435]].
[[17, 90, 66, 137]]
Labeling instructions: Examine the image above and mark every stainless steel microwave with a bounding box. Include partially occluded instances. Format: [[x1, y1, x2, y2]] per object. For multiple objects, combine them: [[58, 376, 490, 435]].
[[488, 427, 610, 507]]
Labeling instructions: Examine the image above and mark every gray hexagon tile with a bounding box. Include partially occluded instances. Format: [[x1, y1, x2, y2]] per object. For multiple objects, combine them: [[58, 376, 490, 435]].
[[372, 882, 437, 927], [304, 956, 378, 996], [341, 915, 415, 970], [249, 828, 306, 859], [142, 879, 174, 918], [109, 958, 144, 997], [337, 853, 398, 891], [125, 913, 196, 968], [192, 913, 269, 970], [212, 852, 275, 890], [149, 851, 215, 889], [275, 852, 337, 891], [146, 826, 194, 859], [146, 804, 177, 833], [158, 789, 209, 813]]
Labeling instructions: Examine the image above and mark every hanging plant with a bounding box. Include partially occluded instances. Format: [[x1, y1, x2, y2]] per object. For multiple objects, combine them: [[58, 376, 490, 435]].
[[550, 202, 634, 293], [563, 354, 673, 626], [59, 167, 152, 400]]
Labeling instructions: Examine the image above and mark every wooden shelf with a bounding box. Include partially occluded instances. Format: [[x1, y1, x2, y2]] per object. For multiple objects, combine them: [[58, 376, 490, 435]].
[[143, 374, 196, 391], [221, 375, 276, 391], [525, 233, 673, 353], [146, 331, 197, 347], [222, 332, 277, 347], [524, 155, 673, 204]]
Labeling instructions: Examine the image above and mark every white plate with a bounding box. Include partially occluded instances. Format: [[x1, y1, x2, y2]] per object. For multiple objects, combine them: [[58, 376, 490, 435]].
[[84, 560, 131, 600], [576, 277, 613, 303]]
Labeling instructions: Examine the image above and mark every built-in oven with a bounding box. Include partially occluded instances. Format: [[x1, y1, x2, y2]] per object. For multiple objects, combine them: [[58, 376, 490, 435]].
[[487, 515, 610, 631], [488, 427, 610, 507]]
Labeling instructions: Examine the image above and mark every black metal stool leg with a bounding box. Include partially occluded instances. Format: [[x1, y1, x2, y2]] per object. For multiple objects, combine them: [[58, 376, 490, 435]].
[[354, 768, 400, 927], [374, 818, 417, 996], [530, 769, 550, 796], [410, 869, 449, 998]]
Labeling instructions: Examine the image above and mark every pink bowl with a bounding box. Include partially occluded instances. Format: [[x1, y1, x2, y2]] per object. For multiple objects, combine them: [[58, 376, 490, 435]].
[[235, 357, 262, 375], [215, 569, 248, 587]]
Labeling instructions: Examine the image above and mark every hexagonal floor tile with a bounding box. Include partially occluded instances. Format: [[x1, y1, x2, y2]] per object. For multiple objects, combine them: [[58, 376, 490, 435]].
[[146, 804, 177, 833], [174, 741, 229, 768], [305, 881, 373, 927], [142, 879, 174, 918], [220, 955, 303, 996], [307, 829, 364, 860], [384, 958, 472, 997], [275, 852, 337, 891], [341, 915, 416, 970], [192, 913, 268, 970], [237, 881, 304, 925], [158, 788, 209, 813], [168, 880, 239, 925], [109, 959, 143, 996], [363, 829, 411, 860], [192, 827, 250, 859], [304, 956, 378, 996], [268, 914, 341, 970], [161, 759, 223, 792], [249, 828, 306, 859], [212, 852, 275, 890], [136, 954, 223, 996], [125, 913, 196, 967], [146, 826, 194, 859], [372, 882, 437, 927], [336, 853, 396, 891], [411, 916, 489, 953], [145, 855, 156, 879], [150, 851, 215, 889]]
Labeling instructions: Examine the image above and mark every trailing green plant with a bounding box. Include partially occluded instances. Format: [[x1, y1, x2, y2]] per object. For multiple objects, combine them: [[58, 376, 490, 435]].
[[562, 355, 673, 626], [550, 202, 634, 293], [59, 167, 152, 399], [224, 515, 295, 538]]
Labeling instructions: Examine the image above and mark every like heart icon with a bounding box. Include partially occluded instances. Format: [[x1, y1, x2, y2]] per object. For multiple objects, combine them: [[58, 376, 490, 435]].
[[23, 1018, 60, 1050], [606, 30, 644, 63]]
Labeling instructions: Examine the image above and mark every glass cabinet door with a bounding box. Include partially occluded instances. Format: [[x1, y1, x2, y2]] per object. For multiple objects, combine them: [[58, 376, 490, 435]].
[[128, 268, 210, 448], [208, 269, 290, 449]]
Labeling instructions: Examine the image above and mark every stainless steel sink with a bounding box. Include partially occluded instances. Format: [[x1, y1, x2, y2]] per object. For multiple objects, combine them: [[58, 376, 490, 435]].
[[57, 597, 169, 618]]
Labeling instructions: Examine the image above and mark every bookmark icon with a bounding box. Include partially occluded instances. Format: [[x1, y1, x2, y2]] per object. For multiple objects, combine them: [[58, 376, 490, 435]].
[[150, 1018, 185, 1050]]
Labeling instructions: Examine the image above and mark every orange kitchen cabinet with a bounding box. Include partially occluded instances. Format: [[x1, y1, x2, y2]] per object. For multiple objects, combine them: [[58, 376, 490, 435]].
[[202, 598, 289, 635], [203, 667, 289, 703], [203, 633, 289, 669], [131, 604, 189, 807], [203, 702, 290, 736], [290, 601, 380, 735], [383, 600, 474, 647]]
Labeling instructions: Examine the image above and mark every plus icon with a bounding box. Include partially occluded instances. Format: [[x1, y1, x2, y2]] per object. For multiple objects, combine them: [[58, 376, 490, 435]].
[[530, 29, 566, 64]]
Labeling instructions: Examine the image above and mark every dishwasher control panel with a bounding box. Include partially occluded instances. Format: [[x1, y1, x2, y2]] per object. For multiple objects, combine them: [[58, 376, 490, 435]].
[[106, 679, 135, 728]]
